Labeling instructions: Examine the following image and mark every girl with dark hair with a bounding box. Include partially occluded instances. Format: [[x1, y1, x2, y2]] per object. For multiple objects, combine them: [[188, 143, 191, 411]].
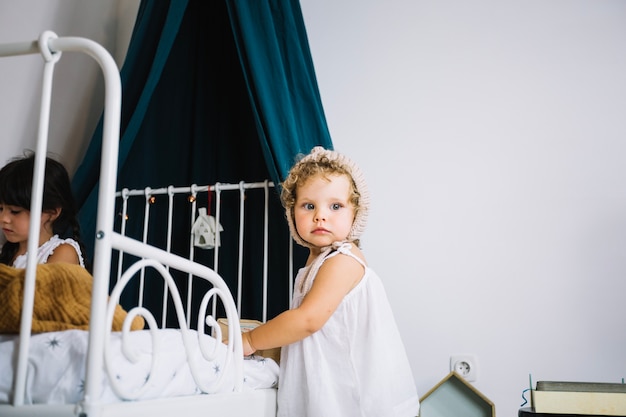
[[0, 153, 87, 269]]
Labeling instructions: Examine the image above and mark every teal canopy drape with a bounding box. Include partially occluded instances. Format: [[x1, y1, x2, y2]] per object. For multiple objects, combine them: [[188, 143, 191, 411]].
[[225, 0, 332, 181], [71, 0, 332, 323]]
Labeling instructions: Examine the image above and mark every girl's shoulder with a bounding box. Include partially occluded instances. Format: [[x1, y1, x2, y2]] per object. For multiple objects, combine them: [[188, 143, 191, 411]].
[[41, 235, 85, 267], [329, 241, 367, 267], [47, 242, 81, 265], [316, 243, 368, 282]]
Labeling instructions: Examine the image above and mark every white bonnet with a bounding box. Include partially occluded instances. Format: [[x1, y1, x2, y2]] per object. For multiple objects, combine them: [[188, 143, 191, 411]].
[[283, 146, 370, 248]]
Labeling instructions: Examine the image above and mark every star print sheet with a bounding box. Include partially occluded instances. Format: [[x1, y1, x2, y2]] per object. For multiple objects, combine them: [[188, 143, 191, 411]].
[[0, 329, 278, 405]]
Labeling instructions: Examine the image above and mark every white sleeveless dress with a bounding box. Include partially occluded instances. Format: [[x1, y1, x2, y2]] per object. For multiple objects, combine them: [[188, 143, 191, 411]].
[[277, 243, 419, 417], [12, 235, 85, 268]]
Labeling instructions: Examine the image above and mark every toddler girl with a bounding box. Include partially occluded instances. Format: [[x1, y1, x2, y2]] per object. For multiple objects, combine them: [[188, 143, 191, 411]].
[[241, 146, 419, 417]]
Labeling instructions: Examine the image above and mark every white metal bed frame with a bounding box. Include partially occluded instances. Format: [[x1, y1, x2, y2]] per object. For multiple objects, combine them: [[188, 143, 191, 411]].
[[113, 181, 295, 324], [0, 32, 279, 417]]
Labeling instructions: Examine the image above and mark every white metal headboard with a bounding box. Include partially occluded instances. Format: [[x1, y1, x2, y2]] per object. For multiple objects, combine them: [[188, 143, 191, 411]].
[[0, 30, 124, 408], [0, 31, 244, 414]]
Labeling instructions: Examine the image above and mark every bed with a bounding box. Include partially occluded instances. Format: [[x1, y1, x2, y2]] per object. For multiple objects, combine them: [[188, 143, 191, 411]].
[[0, 31, 288, 417]]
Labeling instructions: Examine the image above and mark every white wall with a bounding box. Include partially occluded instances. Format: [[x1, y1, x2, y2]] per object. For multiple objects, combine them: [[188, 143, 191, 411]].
[[300, 0, 626, 415], [1, 1, 625, 416], [0, 0, 139, 174]]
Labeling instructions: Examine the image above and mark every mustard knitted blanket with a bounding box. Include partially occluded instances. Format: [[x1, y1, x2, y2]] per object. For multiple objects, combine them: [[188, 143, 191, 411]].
[[0, 262, 144, 333]]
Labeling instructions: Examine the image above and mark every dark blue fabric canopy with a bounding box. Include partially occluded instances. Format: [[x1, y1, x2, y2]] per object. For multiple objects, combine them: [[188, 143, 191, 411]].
[[71, 0, 331, 321]]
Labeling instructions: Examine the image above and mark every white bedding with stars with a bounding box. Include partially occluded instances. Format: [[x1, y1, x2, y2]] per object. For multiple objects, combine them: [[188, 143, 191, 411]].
[[0, 329, 278, 405]]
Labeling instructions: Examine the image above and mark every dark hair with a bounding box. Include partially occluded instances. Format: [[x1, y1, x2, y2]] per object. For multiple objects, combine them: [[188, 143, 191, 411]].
[[0, 152, 88, 267]]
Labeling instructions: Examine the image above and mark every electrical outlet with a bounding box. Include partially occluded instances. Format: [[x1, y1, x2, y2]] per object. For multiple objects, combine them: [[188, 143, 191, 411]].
[[450, 354, 478, 382]]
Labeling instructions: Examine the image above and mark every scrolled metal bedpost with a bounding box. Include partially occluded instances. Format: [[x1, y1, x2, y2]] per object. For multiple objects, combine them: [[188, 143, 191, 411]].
[[0, 30, 121, 415], [13, 30, 63, 408], [46, 34, 122, 417]]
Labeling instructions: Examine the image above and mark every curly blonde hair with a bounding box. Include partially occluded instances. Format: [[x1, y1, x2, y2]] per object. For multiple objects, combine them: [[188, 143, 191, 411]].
[[281, 147, 368, 248]]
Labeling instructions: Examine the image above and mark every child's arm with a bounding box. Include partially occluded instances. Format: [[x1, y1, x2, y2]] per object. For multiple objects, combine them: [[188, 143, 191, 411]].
[[242, 248, 366, 355], [46, 243, 81, 265]]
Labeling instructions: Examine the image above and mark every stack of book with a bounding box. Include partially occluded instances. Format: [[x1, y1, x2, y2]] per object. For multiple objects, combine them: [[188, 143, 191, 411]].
[[532, 380, 626, 416]]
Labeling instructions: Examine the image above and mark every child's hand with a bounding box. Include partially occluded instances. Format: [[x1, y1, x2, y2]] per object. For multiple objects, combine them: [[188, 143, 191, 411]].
[[222, 332, 257, 356], [242, 331, 257, 356]]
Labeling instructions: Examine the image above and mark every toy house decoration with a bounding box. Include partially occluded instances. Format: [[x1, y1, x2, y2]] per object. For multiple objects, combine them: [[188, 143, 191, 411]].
[[419, 371, 495, 417], [191, 207, 223, 249]]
